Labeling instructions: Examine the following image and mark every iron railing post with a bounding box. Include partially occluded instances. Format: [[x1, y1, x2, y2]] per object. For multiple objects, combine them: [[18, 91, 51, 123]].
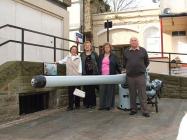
[[169, 53, 171, 75], [54, 37, 56, 62], [21, 29, 24, 61]]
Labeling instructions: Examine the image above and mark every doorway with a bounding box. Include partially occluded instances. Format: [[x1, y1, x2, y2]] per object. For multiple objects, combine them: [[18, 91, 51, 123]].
[[112, 44, 130, 67]]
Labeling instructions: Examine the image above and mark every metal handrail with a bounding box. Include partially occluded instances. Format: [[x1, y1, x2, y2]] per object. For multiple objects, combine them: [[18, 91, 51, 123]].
[[0, 40, 70, 51], [0, 24, 77, 43], [148, 51, 187, 55], [0, 24, 82, 62], [1, 24, 187, 76], [0, 24, 8, 30], [148, 51, 187, 75], [0, 40, 12, 46]]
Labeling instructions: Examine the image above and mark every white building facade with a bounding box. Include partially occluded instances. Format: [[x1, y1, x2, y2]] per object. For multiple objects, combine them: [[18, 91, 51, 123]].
[[92, 8, 162, 73], [68, 0, 83, 51], [92, 8, 161, 51], [160, 0, 187, 63], [0, 0, 70, 65]]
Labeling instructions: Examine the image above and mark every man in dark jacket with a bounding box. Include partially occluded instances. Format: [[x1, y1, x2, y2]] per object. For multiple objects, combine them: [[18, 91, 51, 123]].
[[123, 37, 150, 117]]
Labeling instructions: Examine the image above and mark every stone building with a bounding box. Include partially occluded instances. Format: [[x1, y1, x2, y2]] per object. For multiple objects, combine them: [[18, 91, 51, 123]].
[[160, 0, 187, 63], [83, 1, 161, 55], [83, 0, 110, 41], [91, 8, 161, 69], [68, 0, 109, 51], [84, 0, 187, 75], [92, 8, 161, 49]]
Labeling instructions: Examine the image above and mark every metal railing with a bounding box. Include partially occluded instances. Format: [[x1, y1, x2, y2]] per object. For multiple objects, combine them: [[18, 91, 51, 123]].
[[0, 24, 82, 62], [1, 24, 187, 76], [148, 51, 187, 76]]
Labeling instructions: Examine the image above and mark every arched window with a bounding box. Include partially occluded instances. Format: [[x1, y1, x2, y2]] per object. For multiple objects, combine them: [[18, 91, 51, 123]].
[[143, 27, 161, 57]]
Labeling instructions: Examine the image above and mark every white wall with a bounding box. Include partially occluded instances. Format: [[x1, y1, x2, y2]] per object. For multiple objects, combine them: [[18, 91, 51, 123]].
[[160, 0, 187, 13], [172, 36, 187, 63], [68, 0, 83, 50], [68, 1, 81, 31], [0, 0, 69, 65], [97, 28, 138, 46], [148, 58, 169, 75], [143, 26, 161, 57]]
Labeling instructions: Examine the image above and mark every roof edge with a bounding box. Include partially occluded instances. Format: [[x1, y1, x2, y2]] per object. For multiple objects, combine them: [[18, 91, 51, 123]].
[[159, 12, 187, 18]]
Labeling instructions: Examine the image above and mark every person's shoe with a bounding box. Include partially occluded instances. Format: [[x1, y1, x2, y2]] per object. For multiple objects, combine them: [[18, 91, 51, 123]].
[[129, 111, 137, 115], [75, 106, 80, 109], [142, 113, 150, 117], [89, 106, 95, 109], [66, 107, 73, 111]]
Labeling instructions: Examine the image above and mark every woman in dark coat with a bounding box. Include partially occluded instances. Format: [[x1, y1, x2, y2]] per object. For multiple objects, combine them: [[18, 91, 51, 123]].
[[80, 41, 99, 108], [98, 42, 121, 110]]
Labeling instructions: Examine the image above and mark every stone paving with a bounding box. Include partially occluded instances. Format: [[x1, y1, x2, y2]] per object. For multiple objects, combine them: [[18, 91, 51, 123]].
[[0, 98, 186, 140]]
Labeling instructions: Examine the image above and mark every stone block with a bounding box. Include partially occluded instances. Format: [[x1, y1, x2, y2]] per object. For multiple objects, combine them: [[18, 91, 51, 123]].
[[0, 94, 18, 107]]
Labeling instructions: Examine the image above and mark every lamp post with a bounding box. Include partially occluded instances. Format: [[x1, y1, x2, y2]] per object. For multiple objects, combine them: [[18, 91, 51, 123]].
[[104, 20, 112, 42]]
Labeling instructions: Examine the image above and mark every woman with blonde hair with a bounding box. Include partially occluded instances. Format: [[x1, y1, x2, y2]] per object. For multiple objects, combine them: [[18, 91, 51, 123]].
[[80, 41, 99, 109], [98, 42, 121, 110]]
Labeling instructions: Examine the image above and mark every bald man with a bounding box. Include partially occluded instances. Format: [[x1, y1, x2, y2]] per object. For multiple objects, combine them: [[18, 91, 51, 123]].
[[123, 37, 150, 117]]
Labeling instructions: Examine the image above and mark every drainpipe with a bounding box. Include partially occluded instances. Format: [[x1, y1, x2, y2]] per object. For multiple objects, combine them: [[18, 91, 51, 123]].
[[82, 0, 85, 42], [160, 17, 164, 57], [160, 17, 171, 75]]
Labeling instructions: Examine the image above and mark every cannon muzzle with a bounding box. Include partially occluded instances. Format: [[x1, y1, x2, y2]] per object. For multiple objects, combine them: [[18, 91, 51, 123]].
[[31, 75, 46, 88]]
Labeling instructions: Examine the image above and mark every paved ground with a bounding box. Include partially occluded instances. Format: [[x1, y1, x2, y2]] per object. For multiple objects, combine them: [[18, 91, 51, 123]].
[[0, 98, 186, 140]]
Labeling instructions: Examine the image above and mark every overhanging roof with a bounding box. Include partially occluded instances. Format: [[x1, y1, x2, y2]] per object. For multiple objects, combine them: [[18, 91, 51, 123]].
[[159, 13, 187, 33]]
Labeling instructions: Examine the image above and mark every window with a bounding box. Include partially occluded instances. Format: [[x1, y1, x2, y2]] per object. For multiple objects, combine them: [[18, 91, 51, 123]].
[[172, 31, 186, 36], [143, 27, 161, 57]]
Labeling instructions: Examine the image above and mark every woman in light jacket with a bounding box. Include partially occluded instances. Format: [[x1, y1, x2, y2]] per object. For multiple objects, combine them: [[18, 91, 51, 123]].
[[58, 45, 82, 111]]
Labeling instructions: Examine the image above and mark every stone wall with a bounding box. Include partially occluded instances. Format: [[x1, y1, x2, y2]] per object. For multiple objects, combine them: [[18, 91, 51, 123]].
[[84, 0, 91, 33], [0, 61, 68, 123], [150, 73, 187, 99]]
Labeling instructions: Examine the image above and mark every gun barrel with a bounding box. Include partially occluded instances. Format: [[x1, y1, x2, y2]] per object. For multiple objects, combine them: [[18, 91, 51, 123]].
[[31, 74, 126, 88]]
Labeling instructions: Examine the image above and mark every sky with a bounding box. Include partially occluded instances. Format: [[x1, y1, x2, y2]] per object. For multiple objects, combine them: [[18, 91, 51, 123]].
[[138, 0, 159, 8], [107, 0, 160, 11]]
